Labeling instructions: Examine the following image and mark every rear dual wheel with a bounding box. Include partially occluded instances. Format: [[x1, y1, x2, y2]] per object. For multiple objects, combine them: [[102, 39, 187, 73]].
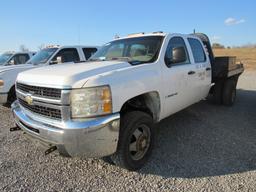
[[212, 78, 237, 106], [212, 81, 223, 105], [222, 79, 237, 106]]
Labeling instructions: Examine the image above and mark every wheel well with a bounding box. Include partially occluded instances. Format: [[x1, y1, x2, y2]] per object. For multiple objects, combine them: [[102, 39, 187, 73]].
[[120, 92, 161, 122]]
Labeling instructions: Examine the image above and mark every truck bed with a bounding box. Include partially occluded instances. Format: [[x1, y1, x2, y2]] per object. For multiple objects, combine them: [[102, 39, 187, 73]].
[[192, 33, 244, 83], [212, 56, 244, 82]]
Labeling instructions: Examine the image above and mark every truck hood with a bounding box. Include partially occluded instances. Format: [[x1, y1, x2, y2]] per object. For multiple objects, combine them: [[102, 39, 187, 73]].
[[17, 61, 131, 88], [0, 64, 34, 73]]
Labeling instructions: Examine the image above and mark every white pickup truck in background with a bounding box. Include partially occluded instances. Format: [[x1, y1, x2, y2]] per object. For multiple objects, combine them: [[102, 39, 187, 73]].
[[0, 52, 35, 66], [12, 32, 244, 170], [0, 45, 98, 106]]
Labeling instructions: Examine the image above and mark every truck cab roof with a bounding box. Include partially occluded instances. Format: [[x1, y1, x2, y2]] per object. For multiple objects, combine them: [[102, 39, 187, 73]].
[[114, 31, 201, 41], [2, 51, 36, 55], [43, 45, 100, 50]]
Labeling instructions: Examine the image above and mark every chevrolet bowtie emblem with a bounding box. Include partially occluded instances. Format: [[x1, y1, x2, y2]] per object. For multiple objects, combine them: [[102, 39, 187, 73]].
[[25, 94, 33, 105]]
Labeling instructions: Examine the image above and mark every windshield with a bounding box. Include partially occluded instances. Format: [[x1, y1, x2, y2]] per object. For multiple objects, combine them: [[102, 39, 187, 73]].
[[90, 36, 164, 65], [27, 48, 58, 64], [0, 53, 13, 65]]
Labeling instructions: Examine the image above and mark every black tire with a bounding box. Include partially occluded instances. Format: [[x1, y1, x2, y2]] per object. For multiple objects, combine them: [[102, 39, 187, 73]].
[[55, 145, 71, 157], [212, 81, 224, 105], [101, 156, 115, 165], [222, 79, 237, 106], [110, 111, 155, 171], [4, 86, 16, 107]]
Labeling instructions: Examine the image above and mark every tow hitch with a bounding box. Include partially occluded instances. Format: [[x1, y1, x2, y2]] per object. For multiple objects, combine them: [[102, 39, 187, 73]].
[[10, 126, 21, 132], [45, 146, 57, 155]]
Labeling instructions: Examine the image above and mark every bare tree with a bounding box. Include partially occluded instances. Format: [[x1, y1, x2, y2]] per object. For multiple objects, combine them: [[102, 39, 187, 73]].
[[212, 43, 225, 49], [114, 34, 120, 39], [241, 43, 256, 48], [19, 45, 29, 52]]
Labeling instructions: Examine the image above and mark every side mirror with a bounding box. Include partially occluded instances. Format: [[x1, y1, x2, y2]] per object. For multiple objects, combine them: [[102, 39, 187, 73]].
[[172, 47, 187, 64], [8, 59, 15, 65], [56, 56, 62, 63], [50, 56, 62, 65], [166, 46, 187, 66]]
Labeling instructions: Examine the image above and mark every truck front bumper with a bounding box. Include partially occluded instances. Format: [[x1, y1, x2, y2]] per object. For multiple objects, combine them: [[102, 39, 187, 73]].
[[0, 93, 8, 104], [12, 101, 120, 158]]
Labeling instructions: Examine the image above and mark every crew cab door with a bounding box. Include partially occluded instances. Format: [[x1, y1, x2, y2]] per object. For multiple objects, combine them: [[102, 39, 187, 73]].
[[162, 36, 199, 117], [187, 38, 211, 99]]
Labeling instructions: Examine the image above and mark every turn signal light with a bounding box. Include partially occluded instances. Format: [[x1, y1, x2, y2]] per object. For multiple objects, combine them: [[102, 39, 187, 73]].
[[0, 80, 4, 86]]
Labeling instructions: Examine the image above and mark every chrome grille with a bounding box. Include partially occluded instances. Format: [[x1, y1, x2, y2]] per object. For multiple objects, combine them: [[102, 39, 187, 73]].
[[16, 83, 61, 99], [18, 98, 62, 120]]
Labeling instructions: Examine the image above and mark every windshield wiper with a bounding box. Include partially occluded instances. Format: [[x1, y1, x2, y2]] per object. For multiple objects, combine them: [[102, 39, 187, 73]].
[[108, 57, 144, 65], [129, 60, 144, 65], [89, 58, 107, 62], [89, 57, 144, 65], [108, 57, 131, 61]]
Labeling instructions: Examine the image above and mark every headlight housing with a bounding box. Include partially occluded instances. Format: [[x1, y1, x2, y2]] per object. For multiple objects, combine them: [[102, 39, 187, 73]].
[[70, 85, 112, 118]]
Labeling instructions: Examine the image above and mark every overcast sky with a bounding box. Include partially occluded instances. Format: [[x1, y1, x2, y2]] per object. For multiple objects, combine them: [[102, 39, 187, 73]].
[[0, 0, 255, 52]]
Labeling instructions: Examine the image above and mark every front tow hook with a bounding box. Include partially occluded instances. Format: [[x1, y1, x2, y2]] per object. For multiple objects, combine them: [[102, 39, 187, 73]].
[[45, 146, 57, 155], [10, 126, 21, 132]]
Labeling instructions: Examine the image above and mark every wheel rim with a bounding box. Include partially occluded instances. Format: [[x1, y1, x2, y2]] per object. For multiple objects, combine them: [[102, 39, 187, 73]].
[[129, 124, 151, 161]]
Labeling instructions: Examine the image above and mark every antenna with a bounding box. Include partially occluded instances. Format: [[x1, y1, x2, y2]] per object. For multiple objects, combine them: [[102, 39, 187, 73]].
[[114, 34, 120, 39], [78, 25, 81, 45]]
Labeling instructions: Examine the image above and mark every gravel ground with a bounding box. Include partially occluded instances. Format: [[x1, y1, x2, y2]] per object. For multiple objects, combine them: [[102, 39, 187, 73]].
[[0, 71, 256, 192]]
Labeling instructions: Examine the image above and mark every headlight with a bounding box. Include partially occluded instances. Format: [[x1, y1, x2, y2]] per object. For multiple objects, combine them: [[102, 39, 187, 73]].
[[70, 85, 112, 118]]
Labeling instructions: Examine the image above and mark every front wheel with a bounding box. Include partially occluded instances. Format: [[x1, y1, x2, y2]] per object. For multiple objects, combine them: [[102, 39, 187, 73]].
[[110, 111, 155, 171]]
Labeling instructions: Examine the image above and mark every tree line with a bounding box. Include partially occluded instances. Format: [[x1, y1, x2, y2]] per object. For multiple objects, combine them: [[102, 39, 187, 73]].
[[212, 43, 256, 49]]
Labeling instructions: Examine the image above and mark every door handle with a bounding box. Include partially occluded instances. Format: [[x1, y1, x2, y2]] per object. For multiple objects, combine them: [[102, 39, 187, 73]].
[[206, 67, 211, 71], [188, 71, 196, 75]]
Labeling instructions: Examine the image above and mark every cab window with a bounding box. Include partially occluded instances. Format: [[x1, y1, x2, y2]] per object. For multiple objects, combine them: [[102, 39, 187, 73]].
[[165, 37, 190, 67], [52, 48, 80, 63], [83, 48, 98, 60], [188, 38, 206, 63], [8, 54, 30, 65]]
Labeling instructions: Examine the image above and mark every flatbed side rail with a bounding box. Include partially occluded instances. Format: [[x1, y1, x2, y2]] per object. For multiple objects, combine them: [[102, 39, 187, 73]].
[[227, 64, 244, 78]]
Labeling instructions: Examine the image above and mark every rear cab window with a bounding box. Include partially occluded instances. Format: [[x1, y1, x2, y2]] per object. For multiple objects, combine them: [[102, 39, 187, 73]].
[[188, 38, 206, 63]]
